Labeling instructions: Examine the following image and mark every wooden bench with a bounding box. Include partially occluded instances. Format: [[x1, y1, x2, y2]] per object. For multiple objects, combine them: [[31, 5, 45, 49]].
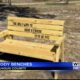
[[0, 16, 65, 79]]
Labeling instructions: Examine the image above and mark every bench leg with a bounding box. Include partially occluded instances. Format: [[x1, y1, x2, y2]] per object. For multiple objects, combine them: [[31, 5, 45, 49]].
[[61, 42, 64, 62], [52, 45, 61, 79], [53, 42, 64, 79], [54, 72, 58, 79], [51, 71, 58, 79]]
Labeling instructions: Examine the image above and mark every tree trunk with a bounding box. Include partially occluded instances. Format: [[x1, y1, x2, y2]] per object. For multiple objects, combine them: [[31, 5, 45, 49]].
[[65, 0, 69, 4], [8, 0, 11, 6]]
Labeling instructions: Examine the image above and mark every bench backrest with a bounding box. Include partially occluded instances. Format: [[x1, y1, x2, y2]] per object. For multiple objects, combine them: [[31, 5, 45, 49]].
[[7, 16, 64, 41]]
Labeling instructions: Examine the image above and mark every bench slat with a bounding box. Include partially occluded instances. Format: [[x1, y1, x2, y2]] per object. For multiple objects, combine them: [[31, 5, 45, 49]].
[[8, 27, 63, 36], [8, 17, 64, 25], [4, 39, 54, 51], [8, 30, 63, 41], [8, 23, 63, 31]]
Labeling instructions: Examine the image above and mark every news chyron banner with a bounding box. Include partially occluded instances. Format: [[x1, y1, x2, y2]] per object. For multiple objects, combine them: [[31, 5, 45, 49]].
[[0, 62, 79, 70]]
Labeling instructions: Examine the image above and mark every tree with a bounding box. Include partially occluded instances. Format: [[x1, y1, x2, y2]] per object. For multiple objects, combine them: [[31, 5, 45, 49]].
[[65, 0, 69, 4], [8, 0, 11, 6]]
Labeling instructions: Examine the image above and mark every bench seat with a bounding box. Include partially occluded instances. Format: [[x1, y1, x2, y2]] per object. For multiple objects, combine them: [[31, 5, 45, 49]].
[[0, 39, 56, 61]]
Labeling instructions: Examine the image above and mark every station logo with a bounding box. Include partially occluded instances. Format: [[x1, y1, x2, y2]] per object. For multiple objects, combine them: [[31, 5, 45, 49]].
[[73, 62, 80, 70]]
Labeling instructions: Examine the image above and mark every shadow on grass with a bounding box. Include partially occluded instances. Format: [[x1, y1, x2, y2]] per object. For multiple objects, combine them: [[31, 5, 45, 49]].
[[0, 52, 52, 62], [0, 6, 56, 20]]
